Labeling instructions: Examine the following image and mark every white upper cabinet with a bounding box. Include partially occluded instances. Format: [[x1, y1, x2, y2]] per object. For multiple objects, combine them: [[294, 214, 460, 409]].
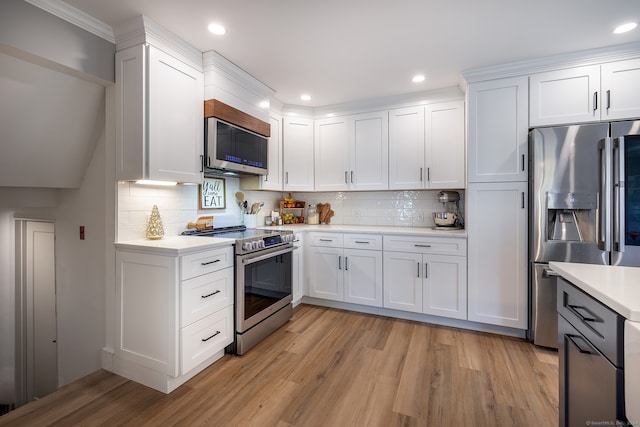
[[314, 111, 389, 191], [601, 57, 640, 121], [116, 44, 204, 183], [389, 102, 465, 190], [530, 58, 640, 126], [349, 111, 389, 191], [425, 100, 465, 189], [389, 106, 425, 190], [529, 65, 600, 126], [283, 117, 314, 191], [314, 116, 350, 191], [467, 77, 528, 183]]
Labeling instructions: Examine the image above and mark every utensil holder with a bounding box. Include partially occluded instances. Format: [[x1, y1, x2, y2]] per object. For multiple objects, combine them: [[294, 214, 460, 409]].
[[244, 214, 257, 229]]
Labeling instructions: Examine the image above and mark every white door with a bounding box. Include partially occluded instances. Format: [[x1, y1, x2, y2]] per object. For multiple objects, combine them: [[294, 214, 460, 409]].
[[383, 251, 422, 313], [24, 221, 57, 400], [283, 117, 315, 191], [307, 246, 343, 301], [467, 77, 528, 183], [423, 254, 467, 320], [389, 106, 425, 190], [349, 111, 389, 191], [467, 182, 528, 329], [314, 117, 349, 191], [343, 248, 383, 307], [425, 100, 465, 189], [602, 58, 640, 121]]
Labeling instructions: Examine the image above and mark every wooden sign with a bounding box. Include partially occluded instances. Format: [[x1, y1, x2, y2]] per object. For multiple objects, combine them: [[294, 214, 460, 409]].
[[200, 177, 226, 209]]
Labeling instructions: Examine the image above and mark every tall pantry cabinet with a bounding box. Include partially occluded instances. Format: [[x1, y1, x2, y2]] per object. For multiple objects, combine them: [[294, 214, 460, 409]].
[[466, 76, 528, 330]]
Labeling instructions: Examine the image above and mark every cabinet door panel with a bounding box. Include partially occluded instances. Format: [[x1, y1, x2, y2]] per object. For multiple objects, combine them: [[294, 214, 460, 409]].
[[181, 267, 233, 327], [315, 117, 349, 191], [529, 65, 600, 126], [383, 251, 422, 313], [423, 255, 467, 320], [344, 249, 383, 307], [180, 305, 233, 374], [467, 182, 527, 328], [389, 106, 425, 189], [467, 77, 528, 182], [425, 101, 465, 189], [602, 58, 640, 120], [308, 247, 343, 301], [283, 117, 314, 191], [148, 46, 203, 183], [350, 111, 389, 190]]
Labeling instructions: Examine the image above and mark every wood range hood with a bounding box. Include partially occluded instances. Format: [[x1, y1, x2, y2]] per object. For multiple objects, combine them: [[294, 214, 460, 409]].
[[204, 99, 270, 137]]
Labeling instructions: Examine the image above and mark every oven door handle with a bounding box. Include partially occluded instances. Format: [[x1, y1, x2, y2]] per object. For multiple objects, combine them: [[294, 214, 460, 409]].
[[240, 246, 296, 265]]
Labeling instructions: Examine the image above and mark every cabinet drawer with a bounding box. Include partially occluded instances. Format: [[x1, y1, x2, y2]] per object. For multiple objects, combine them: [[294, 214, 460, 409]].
[[180, 305, 233, 374], [309, 232, 343, 247], [557, 278, 624, 367], [181, 267, 233, 327], [181, 246, 233, 280], [343, 234, 382, 250], [383, 235, 466, 256]]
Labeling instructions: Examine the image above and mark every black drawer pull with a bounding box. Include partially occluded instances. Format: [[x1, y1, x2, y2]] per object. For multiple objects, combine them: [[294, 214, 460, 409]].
[[201, 259, 221, 266], [414, 244, 432, 248], [354, 241, 370, 244], [567, 335, 594, 355], [568, 304, 601, 323], [201, 290, 221, 299], [201, 331, 221, 342]]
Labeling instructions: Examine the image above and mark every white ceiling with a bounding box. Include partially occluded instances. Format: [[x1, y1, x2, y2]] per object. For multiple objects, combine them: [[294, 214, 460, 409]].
[[62, 0, 640, 107]]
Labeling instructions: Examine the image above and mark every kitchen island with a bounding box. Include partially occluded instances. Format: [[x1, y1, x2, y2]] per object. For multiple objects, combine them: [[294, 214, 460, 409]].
[[550, 261, 640, 426]]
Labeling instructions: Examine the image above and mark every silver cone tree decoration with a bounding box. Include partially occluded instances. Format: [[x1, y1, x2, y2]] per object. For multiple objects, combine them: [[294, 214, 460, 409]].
[[146, 205, 165, 240]]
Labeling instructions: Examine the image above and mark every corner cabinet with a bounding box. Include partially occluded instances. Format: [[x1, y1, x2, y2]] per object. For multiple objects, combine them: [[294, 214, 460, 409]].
[[314, 111, 389, 191], [283, 117, 314, 191], [389, 100, 465, 190], [116, 44, 204, 183], [466, 182, 528, 329], [467, 77, 528, 183], [113, 245, 233, 393]]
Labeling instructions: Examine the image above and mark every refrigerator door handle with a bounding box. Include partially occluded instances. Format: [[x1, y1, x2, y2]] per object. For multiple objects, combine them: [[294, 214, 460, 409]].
[[614, 137, 626, 253], [597, 137, 612, 252]]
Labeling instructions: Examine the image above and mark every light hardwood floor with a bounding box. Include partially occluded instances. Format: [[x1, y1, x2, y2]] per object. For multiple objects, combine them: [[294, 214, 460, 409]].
[[0, 305, 558, 426]]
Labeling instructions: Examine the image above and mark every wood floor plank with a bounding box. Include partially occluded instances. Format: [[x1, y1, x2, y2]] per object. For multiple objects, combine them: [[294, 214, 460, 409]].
[[0, 305, 558, 427]]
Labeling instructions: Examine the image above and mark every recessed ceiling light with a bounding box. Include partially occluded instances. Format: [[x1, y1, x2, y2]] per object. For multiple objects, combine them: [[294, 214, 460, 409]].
[[412, 74, 426, 83], [613, 22, 637, 34], [208, 23, 226, 35], [300, 94, 311, 101], [259, 100, 270, 109]]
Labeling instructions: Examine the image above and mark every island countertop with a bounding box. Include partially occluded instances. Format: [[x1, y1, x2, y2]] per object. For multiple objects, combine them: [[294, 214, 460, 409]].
[[549, 261, 640, 321]]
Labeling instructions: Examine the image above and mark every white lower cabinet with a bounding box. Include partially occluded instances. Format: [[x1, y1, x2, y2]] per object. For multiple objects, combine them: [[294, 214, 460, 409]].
[[292, 233, 305, 305], [114, 245, 234, 393], [383, 235, 467, 320], [467, 182, 528, 329], [307, 233, 383, 307]]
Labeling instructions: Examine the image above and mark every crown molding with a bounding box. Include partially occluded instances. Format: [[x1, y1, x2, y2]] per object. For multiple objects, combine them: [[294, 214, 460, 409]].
[[203, 50, 275, 99], [114, 15, 202, 71], [25, 0, 114, 43], [462, 41, 640, 85]]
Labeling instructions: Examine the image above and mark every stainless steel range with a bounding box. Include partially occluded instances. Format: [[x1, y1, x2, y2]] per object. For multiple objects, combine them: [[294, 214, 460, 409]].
[[183, 226, 296, 355]]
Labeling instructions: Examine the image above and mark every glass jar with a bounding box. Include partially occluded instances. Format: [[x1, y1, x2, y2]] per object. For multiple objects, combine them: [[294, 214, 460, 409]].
[[307, 205, 319, 225]]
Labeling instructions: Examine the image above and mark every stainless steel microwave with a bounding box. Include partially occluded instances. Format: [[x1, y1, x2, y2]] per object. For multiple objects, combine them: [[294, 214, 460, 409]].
[[204, 117, 268, 176]]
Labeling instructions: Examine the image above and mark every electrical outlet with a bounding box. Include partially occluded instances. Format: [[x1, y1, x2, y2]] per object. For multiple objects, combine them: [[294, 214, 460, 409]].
[[353, 209, 362, 218], [417, 212, 424, 222]]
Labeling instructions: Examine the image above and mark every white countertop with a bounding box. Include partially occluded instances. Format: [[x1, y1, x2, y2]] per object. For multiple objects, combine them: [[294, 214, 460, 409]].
[[115, 224, 467, 254], [550, 261, 640, 321], [115, 235, 237, 255]]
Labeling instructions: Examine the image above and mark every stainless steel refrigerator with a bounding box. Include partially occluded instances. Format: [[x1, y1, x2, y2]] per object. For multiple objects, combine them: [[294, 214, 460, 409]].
[[529, 120, 640, 348]]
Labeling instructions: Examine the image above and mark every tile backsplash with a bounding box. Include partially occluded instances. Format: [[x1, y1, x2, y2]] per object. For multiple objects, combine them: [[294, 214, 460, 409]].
[[117, 178, 464, 241]]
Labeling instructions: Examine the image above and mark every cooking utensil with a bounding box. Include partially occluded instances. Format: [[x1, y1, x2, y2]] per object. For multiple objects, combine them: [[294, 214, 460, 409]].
[[235, 191, 245, 208], [251, 202, 260, 214], [243, 200, 248, 213]]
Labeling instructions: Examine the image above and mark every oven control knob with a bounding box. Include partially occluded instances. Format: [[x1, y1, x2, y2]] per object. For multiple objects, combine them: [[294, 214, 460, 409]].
[[243, 242, 252, 251], [251, 241, 260, 250], [257, 240, 265, 248], [289, 233, 296, 242]]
